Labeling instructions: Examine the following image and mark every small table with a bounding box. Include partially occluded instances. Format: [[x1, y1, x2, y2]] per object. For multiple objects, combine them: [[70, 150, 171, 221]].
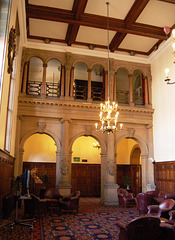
[[160, 217, 169, 223]]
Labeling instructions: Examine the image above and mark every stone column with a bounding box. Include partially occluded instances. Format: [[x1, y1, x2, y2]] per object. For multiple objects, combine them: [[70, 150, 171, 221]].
[[113, 73, 117, 101], [100, 153, 107, 203], [144, 76, 149, 106], [103, 133, 119, 205], [65, 65, 71, 99], [105, 71, 108, 100], [141, 154, 148, 193], [60, 66, 65, 98], [87, 69, 92, 102], [58, 119, 71, 195], [70, 67, 74, 98], [146, 124, 156, 191], [55, 150, 61, 187], [22, 61, 29, 94], [129, 74, 134, 106], [41, 63, 47, 97]]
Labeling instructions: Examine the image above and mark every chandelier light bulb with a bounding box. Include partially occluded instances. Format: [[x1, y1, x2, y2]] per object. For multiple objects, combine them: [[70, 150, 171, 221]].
[[172, 29, 175, 38]]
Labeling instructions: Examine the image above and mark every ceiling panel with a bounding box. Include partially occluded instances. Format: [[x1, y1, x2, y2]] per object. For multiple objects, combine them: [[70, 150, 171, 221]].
[[29, 19, 68, 39], [28, 0, 74, 10], [85, 0, 135, 20], [119, 34, 158, 52], [76, 26, 116, 46], [136, 0, 175, 27]]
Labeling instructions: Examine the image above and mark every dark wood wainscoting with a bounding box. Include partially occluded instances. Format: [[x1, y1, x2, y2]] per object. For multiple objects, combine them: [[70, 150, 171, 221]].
[[155, 161, 175, 192], [117, 164, 142, 195], [71, 164, 101, 197], [23, 162, 56, 195], [0, 150, 15, 216]]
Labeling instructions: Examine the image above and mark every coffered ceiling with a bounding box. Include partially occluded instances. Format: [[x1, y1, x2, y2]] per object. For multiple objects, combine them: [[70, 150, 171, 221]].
[[25, 0, 175, 57]]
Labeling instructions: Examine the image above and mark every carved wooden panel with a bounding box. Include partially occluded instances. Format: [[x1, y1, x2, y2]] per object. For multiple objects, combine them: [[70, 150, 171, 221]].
[[23, 162, 56, 195], [155, 161, 175, 192], [116, 164, 142, 195], [0, 150, 15, 216], [71, 163, 101, 197]]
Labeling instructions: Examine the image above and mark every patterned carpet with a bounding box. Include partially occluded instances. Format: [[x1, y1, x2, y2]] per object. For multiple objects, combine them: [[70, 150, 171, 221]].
[[0, 198, 144, 240]]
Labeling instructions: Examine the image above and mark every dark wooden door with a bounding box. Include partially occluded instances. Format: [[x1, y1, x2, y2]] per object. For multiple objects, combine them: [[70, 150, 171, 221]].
[[71, 163, 101, 197]]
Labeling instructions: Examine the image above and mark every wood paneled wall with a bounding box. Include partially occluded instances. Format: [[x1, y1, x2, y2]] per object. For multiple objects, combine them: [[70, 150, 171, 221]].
[[23, 162, 56, 195], [0, 150, 15, 216], [155, 161, 175, 192], [71, 163, 101, 197]]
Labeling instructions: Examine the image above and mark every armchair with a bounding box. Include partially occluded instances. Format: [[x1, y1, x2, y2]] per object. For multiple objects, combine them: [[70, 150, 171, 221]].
[[147, 199, 175, 219], [117, 216, 161, 240], [136, 193, 153, 213], [59, 191, 80, 213], [117, 188, 136, 208]]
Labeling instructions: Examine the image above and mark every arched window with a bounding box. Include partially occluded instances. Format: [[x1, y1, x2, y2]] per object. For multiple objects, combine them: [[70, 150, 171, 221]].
[[116, 67, 129, 104], [92, 64, 104, 101], [46, 59, 61, 97], [27, 57, 43, 96], [133, 70, 145, 105], [74, 62, 88, 100]]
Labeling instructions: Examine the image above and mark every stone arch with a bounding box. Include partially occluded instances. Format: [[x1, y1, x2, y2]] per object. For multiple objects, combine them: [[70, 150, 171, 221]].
[[115, 65, 132, 75], [90, 62, 106, 71], [46, 57, 63, 65], [73, 60, 88, 69], [132, 68, 146, 77], [26, 55, 44, 63]]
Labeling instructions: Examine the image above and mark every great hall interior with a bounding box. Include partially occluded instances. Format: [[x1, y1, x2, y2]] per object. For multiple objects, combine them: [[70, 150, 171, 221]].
[[0, 0, 175, 239]]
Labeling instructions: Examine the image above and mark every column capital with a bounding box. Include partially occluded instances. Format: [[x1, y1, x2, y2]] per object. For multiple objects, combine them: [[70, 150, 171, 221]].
[[61, 118, 71, 124], [87, 68, 92, 72], [128, 74, 133, 78], [43, 63, 47, 68]]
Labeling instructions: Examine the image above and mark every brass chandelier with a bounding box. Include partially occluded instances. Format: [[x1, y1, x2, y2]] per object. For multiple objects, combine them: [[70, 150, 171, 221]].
[[95, 2, 123, 134]]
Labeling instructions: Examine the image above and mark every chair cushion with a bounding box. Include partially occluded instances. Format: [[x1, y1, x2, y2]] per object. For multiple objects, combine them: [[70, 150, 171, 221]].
[[44, 188, 62, 199]]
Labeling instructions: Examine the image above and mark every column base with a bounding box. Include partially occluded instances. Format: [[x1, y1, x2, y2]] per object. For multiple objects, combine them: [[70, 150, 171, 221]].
[[146, 183, 156, 192], [58, 182, 72, 196], [103, 183, 119, 205]]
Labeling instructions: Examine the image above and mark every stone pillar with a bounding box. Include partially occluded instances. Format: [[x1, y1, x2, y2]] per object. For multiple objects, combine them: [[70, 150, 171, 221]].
[[41, 63, 47, 97], [141, 154, 148, 193], [60, 66, 65, 98], [58, 119, 71, 195], [113, 73, 117, 101], [14, 116, 23, 177], [55, 150, 61, 187], [146, 124, 156, 191], [105, 71, 108, 100], [22, 61, 29, 94], [70, 67, 74, 98], [100, 153, 107, 203], [65, 65, 71, 98], [129, 74, 134, 106], [103, 133, 119, 205], [144, 76, 149, 106], [87, 69, 92, 102]]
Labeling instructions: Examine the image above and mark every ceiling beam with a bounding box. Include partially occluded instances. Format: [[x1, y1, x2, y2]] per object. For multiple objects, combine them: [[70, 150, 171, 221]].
[[65, 0, 88, 46], [158, 0, 175, 4], [26, 4, 166, 41], [110, 0, 149, 52]]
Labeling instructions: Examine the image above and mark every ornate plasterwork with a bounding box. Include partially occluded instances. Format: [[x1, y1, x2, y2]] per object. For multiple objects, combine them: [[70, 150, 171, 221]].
[[37, 122, 46, 133], [106, 159, 116, 176], [61, 158, 69, 175]]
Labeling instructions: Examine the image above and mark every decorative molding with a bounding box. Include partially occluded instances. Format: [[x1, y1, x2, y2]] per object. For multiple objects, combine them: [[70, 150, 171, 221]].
[[127, 128, 135, 138], [106, 160, 116, 176], [37, 122, 46, 133], [7, 27, 16, 74], [85, 125, 92, 136], [61, 158, 69, 175]]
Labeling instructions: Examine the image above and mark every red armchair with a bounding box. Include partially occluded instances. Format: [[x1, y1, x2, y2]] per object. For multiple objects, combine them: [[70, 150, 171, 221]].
[[147, 199, 175, 219], [117, 216, 161, 240], [59, 191, 80, 213], [117, 188, 136, 208], [136, 192, 153, 214]]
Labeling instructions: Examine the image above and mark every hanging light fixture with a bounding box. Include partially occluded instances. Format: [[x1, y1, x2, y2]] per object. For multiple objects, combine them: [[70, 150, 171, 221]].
[[165, 28, 175, 84], [95, 2, 123, 134]]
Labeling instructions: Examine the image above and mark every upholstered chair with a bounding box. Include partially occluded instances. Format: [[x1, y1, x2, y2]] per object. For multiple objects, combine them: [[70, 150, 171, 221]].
[[147, 199, 175, 219], [117, 188, 136, 208], [136, 193, 153, 213], [59, 191, 80, 213], [118, 216, 161, 240]]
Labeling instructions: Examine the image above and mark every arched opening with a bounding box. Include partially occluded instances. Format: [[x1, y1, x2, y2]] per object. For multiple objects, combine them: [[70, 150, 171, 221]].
[[27, 57, 43, 96], [74, 62, 88, 100], [133, 70, 145, 105], [71, 136, 101, 197], [116, 67, 129, 105], [46, 59, 61, 98], [91, 64, 105, 101], [116, 138, 142, 195], [23, 133, 57, 195]]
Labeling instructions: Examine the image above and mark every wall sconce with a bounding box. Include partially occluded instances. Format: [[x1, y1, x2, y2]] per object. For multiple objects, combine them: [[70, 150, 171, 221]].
[[93, 142, 101, 149], [165, 28, 175, 84]]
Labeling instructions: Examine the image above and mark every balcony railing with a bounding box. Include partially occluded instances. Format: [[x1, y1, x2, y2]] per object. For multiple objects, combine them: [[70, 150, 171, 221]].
[[117, 90, 129, 104], [27, 81, 42, 96], [46, 82, 60, 97], [133, 91, 144, 105]]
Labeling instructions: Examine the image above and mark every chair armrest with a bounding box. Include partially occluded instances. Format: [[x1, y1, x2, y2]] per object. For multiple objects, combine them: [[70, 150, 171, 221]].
[[169, 210, 175, 220], [117, 222, 126, 230], [147, 205, 159, 213]]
